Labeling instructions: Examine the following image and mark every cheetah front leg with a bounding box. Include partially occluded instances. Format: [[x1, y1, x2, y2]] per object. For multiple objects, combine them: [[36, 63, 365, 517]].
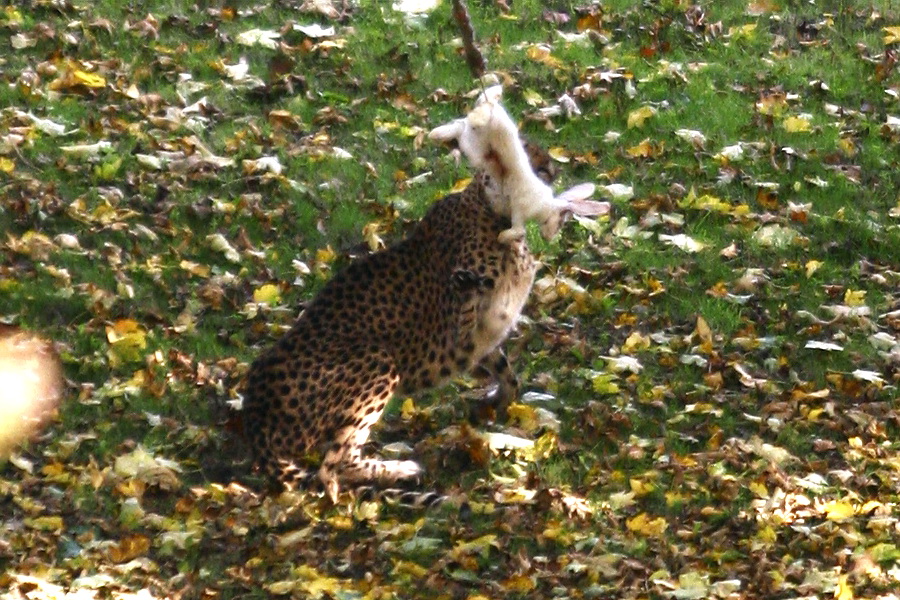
[[321, 431, 422, 502], [472, 348, 518, 421]]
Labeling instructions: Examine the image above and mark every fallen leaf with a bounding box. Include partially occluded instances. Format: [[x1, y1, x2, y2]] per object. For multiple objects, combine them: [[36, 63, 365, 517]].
[[236, 28, 281, 49], [253, 284, 282, 305], [783, 115, 812, 133], [659, 233, 706, 253], [626, 513, 667, 537], [627, 105, 657, 129]]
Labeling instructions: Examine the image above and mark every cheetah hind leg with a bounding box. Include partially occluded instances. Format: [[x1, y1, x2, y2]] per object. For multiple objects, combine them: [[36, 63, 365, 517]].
[[317, 352, 421, 502]]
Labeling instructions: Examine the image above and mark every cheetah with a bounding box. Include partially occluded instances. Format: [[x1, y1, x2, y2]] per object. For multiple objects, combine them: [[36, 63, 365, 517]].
[[242, 101, 610, 501]]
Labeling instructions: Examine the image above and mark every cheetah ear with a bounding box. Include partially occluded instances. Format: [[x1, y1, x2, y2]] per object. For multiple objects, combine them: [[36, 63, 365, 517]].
[[428, 119, 466, 144]]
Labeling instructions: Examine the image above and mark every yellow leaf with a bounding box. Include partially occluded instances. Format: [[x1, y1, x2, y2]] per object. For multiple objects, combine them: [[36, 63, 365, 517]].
[[757, 524, 777, 542], [839, 137, 856, 157], [106, 319, 148, 366], [41, 462, 65, 477], [400, 398, 416, 420], [507, 403, 538, 432], [548, 147, 570, 163], [625, 138, 659, 158], [502, 574, 536, 593], [821, 500, 855, 521], [267, 581, 296, 595], [680, 189, 732, 213], [315, 245, 336, 266], [294, 564, 344, 596], [729, 23, 758, 40], [592, 372, 620, 394], [325, 514, 353, 530], [756, 92, 787, 116], [452, 534, 497, 558], [2, 7, 24, 24], [26, 515, 64, 531], [748, 481, 768, 498], [533, 431, 557, 459], [859, 500, 883, 513], [805, 260, 823, 278], [843, 289, 866, 306], [73, 69, 107, 88], [629, 478, 654, 496], [622, 331, 651, 353], [626, 513, 667, 537], [807, 408, 824, 421], [835, 574, 853, 600], [664, 490, 685, 506], [783, 115, 812, 133], [392, 560, 428, 579], [253, 283, 282, 305], [179, 260, 211, 278], [94, 157, 122, 180], [626, 106, 656, 129], [450, 177, 471, 193], [694, 316, 712, 345], [0, 157, 14, 173], [884, 26, 900, 45], [525, 44, 562, 68], [522, 88, 544, 107], [116, 478, 145, 498], [362, 222, 384, 251]]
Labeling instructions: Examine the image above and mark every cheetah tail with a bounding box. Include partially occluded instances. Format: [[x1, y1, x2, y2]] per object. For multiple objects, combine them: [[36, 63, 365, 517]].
[[354, 485, 446, 509]]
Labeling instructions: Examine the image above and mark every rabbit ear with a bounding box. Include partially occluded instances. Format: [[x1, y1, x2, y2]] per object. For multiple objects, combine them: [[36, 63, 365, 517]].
[[429, 119, 466, 143], [555, 183, 595, 204], [567, 198, 611, 217], [556, 183, 611, 217]]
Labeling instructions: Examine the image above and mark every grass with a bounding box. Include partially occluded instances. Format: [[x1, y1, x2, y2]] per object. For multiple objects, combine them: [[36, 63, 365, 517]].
[[3, 0, 900, 598]]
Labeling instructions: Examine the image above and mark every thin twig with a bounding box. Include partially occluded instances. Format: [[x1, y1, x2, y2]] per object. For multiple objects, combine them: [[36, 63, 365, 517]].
[[451, 0, 486, 79]]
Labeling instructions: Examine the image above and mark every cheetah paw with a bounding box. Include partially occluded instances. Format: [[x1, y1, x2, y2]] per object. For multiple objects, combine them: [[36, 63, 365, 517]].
[[380, 460, 422, 482]]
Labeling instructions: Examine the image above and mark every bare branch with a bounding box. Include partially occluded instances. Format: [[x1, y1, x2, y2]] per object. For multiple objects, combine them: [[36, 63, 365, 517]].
[[451, 0, 486, 79]]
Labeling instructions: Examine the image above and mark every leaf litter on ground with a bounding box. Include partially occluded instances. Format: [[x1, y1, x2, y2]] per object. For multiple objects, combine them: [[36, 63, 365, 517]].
[[2, 1, 900, 599]]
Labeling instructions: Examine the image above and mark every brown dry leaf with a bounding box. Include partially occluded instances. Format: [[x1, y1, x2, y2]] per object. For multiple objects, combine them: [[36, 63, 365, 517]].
[[108, 534, 151, 563], [576, 11, 602, 33]]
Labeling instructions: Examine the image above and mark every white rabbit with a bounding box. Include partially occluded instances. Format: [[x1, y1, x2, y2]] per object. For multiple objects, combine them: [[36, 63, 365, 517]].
[[430, 86, 609, 243]]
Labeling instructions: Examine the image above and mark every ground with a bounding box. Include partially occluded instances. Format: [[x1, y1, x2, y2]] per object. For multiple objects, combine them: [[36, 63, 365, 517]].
[[2, 1, 900, 598]]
